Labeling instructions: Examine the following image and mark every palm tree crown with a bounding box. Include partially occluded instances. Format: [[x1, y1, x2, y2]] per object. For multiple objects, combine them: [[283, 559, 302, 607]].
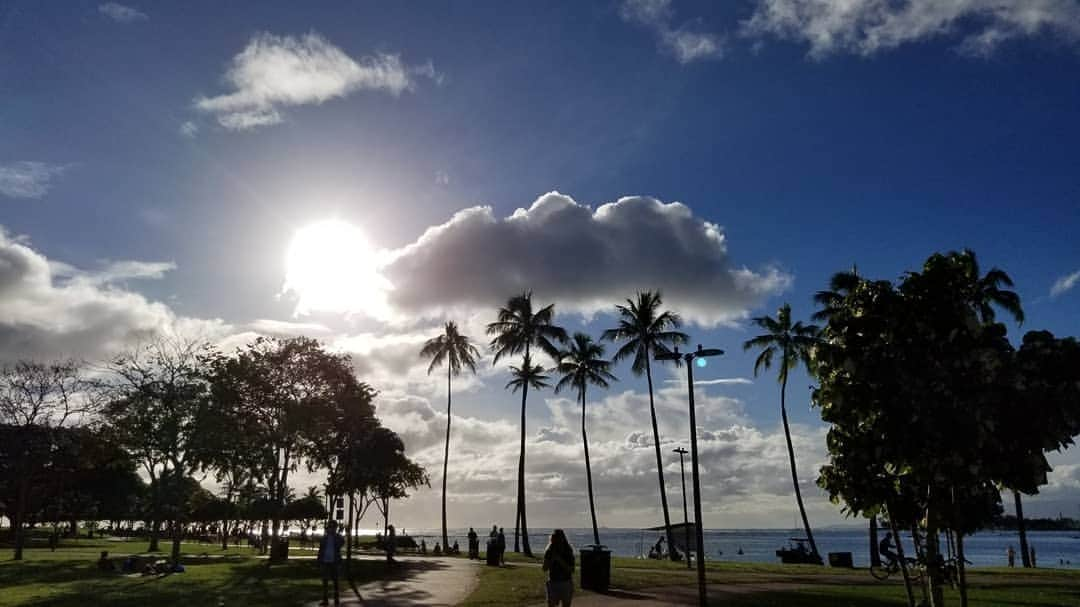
[[487, 292, 567, 363], [601, 291, 688, 372], [420, 321, 481, 377], [744, 303, 821, 383], [555, 333, 617, 396], [506, 353, 549, 394]]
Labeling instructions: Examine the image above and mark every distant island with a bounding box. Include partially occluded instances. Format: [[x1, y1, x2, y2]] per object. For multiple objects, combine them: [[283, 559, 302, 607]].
[[991, 515, 1080, 531]]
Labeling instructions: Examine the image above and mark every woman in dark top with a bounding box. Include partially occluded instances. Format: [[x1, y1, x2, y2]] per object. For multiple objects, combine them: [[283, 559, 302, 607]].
[[542, 529, 575, 606]]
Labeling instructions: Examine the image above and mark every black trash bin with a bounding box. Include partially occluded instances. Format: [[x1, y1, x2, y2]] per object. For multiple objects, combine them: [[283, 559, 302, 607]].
[[270, 538, 290, 561], [485, 540, 500, 566], [579, 545, 611, 592], [828, 551, 854, 568]]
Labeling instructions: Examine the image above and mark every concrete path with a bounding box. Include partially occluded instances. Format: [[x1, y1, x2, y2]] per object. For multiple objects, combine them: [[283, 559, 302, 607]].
[[306, 555, 479, 606], [528, 582, 813, 606]]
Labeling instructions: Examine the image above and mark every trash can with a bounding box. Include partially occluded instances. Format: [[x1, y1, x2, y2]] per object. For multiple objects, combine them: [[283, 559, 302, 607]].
[[828, 551, 854, 568], [270, 538, 290, 561], [579, 545, 611, 592], [485, 540, 500, 566]]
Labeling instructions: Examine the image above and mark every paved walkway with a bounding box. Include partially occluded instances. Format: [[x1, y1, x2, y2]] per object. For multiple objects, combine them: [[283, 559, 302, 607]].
[[537, 582, 814, 606], [305, 555, 479, 606]]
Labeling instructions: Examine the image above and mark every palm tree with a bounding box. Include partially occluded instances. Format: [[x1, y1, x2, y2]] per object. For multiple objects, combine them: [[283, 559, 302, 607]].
[[555, 333, 617, 546], [420, 321, 481, 550], [487, 292, 567, 556], [743, 303, 823, 561], [504, 353, 551, 556], [811, 266, 862, 323], [602, 291, 688, 559]]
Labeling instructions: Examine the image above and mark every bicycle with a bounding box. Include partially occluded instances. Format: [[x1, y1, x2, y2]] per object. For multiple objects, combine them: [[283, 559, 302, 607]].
[[870, 556, 924, 582]]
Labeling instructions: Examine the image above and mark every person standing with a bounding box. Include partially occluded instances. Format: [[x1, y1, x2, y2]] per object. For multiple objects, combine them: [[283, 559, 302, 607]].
[[317, 521, 344, 607], [468, 527, 479, 559], [1030, 545, 1037, 568], [542, 529, 575, 607], [386, 525, 397, 563], [1007, 545, 1016, 567], [497, 527, 507, 565]]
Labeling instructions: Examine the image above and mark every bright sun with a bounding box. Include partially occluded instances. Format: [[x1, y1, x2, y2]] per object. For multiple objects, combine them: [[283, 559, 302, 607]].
[[283, 219, 391, 317]]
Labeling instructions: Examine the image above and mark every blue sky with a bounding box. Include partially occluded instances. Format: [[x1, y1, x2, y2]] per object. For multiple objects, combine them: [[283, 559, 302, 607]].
[[2, 1, 1080, 530]]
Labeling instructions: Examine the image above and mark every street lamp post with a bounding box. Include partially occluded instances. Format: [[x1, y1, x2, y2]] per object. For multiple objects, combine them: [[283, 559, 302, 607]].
[[657, 344, 723, 607], [673, 447, 691, 570]]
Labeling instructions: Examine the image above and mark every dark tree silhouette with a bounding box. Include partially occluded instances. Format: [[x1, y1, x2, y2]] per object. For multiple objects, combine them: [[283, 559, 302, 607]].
[[420, 321, 481, 550], [555, 333, 617, 546], [744, 303, 823, 561], [487, 292, 566, 556], [602, 291, 687, 559]]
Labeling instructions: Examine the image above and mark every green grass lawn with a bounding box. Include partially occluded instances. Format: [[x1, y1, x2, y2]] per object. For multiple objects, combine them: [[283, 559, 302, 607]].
[[460, 553, 1080, 607], [0, 536, 393, 607]]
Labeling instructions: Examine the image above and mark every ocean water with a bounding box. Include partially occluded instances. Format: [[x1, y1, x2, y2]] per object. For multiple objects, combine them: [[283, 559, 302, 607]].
[[400, 527, 1080, 569]]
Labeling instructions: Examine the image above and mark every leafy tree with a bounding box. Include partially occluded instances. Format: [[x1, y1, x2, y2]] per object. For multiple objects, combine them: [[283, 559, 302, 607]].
[[420, 320, 481, 550], [743, 303, 823, 561], [602, 291, 687, 558], [104, 337, 215, 561], [208, 336, 357, 560], [555, 333, 616, 546], [487, 292, 566, 555], [0, 359, 94, 560]]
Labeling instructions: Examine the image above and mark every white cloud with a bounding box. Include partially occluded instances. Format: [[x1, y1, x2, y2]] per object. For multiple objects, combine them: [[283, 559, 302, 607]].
[[743, 0, 1080, 59], [665, 377, 754, 386], [194, 32, 440, 131], [378, 192, 791, 327], [619, 0, 724, 63], [1050, 269, 1080, 298], [98, 2, 147, 23], [179, 121, 199, 138], [247, 319, 332, 336], [0, 162, 67, 199], [0, 227, 227, 363]]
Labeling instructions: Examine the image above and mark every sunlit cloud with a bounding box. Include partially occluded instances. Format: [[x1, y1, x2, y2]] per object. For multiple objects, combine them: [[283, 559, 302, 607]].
[[1050, 269, 1080, 298]]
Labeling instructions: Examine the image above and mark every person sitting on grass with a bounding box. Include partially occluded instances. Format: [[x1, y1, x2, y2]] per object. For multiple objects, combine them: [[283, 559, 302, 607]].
[[542, 529, 575, 607], [433, 542, 442, 556], [97, 551, 116, 572], [317, 520, 344, 607], [451, 541, 460, 555]]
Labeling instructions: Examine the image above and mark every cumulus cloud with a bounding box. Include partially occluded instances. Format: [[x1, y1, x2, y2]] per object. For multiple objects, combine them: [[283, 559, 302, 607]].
[[0, 227, 230, 363], [194, 32, 440, 130], [619, 0, 724, 63], [0, 162, 67, 199], [379, 192, 791, 327], [98, 2, 147, 23], [1050, 269, 1080, 298], [743, 0, 1080, 58]]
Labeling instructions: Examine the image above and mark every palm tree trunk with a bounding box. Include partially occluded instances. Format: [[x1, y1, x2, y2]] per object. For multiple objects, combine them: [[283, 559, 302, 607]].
[[957, 532, 969, 607], [644, 358, 676, 559], [780, 371, 819, 559], [582, 385, 600, 546], [870, 515, 881, 567], [1013, 490, 1031, 567], [442, 365, 452, 550], [516, 373, 532, 556]]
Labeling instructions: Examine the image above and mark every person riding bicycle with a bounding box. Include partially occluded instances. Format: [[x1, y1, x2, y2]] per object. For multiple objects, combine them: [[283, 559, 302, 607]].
[[879, 532, 898, 565]]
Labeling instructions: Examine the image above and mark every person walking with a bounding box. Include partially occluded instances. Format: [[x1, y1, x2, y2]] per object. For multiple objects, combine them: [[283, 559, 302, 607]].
[[317, 521, 344, 607], [542, 529, 575, 607]]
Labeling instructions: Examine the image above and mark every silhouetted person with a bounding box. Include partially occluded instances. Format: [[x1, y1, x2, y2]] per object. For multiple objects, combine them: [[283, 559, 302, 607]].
[[452, 541, 460, 554], [420, 539, 427, 554], [879, 532, 897, 565], [1007, 545, 1016, 567], [468, 527, 479, 559], [386, 524, 397, 563], [1030, 545, 1036, 568], [97, 551, 115, 572], [542, 529, 575, 607], [317, 521, 344, 607], [497, 527, 507, 565], [434, 542, 442, 555]]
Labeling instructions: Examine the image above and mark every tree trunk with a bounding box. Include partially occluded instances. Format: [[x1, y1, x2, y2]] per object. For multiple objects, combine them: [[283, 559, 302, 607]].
[[171, 520, 183, 566], [956, 532, 969, 607], [12, 474, 28, 560], [925, 492, 945, 607], [1013, 490, 1031, 568], [516, 378, 532, 556], [644, 358, 676, 559], [869, 515, 881, 567], [582, 386, 600, 546], [346, 492, 355, 562], [780, 371, 819, 559], [149, 518, 161, 552], [221, 519, 229, 551], [887, 507, 916, 607], [442, 364, 452, 550]]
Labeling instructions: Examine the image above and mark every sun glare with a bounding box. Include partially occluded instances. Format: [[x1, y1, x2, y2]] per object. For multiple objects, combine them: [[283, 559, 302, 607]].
[[283, 219, 391, 317]]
